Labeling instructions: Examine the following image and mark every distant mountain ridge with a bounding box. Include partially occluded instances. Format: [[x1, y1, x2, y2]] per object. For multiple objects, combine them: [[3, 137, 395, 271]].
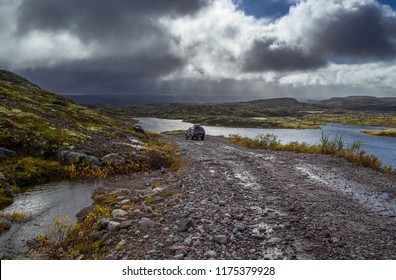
[[314, 96, 396, 111]]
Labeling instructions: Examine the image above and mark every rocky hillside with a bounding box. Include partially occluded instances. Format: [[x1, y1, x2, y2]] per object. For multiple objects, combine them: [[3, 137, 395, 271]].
[[0, 70, 177, 211]]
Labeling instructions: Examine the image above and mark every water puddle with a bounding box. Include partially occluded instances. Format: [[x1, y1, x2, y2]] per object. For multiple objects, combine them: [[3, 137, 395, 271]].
[[0, 180, 101, 259], [296, 164, 396, 217]]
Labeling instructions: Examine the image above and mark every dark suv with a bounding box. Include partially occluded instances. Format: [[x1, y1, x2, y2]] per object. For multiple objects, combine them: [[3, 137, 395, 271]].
[[185, 124, 205, 140]]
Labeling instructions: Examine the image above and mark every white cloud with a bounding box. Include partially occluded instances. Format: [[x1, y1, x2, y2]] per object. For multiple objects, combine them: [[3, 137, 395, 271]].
[[162, 0, 396, 95], [1, 0, 395, 98]]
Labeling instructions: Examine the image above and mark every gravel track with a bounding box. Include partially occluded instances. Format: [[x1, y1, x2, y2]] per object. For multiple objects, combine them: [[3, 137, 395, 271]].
[[82, 136, 396, 260]]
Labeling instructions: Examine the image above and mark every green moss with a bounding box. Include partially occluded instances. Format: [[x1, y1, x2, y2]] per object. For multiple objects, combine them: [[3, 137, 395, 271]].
[[1, 157, 68, 188]]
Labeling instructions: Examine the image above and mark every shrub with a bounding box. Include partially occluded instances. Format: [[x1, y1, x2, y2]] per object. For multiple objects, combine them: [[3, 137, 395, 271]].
[[229, 133, 390, 173]]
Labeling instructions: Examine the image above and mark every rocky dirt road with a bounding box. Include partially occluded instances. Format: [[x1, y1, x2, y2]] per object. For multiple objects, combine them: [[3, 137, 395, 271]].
[[89, 136, 396, 260]]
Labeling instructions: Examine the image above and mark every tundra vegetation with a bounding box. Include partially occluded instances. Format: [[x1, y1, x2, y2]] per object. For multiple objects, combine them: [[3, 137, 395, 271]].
[[0, 70, 180, 210], [229, 133, 391, 173], [101, 99, 396, 130]]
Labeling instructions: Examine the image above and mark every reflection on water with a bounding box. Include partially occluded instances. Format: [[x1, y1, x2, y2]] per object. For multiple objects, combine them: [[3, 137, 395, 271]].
[[136, 118, 396, 168], [0, 180, 101, 259]]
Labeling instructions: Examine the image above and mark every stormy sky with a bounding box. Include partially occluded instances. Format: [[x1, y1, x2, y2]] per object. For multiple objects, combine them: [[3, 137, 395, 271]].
[[1, 0, 396, 103]]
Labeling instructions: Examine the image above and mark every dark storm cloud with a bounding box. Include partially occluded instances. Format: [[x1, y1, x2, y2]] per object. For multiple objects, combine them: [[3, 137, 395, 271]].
[[18, 53, 184, 95], [15, 0, 209, 80], [312, 4, 396, 60], [243, 2, 396, 73], [16, 0, 208, 36], [242, 39, 327, 72]]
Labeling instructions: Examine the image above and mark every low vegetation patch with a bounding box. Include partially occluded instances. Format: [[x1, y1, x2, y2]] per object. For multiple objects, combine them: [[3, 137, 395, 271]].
[[229, 133, 392, 172], [0, 211, 32, 222], [361, 129, 396, 138], [34, 204, 111, 259]]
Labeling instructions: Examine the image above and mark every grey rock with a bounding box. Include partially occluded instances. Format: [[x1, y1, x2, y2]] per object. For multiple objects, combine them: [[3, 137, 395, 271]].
[[111, 209, 128, 218], [86, 155, 100, 166], [255, 234, 266, 240], [101, 153, 123, 166], [139, 218, 156, 230], [174, 254, 184, 260], [115, 240, 127, 251], [119, 199, 130, 205], [267, 237, 281, 244], [168, 245, 189, 251], [204, 250, 217, 258], [0, 148, 16, 159], [234, 223, 247, 231], [120, 220, 133, 229], [178, 219, 194, 232], [214, 235, 228, 244], [90, 231, 103, 241], [99, 218, 111, 229], [57, 150, 99, 166], [107, 221, 121, 232]]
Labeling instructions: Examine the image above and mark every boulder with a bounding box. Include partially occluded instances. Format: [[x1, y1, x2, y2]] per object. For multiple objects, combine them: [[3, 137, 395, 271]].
[[214, 235, 228, 244], [111, 209, 128, 218], [107, 221, 121, 232], [120, 220, 133, 229], [178, 219, 194, 232], [132, 125, 147, 136], [101, 153, 123, 166], [0, 148, 16, 159], [57, 150, 100, 166], [99, 218, 111, 229]]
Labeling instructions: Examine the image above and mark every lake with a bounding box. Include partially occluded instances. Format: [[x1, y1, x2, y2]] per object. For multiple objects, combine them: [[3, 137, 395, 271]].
[[136, 117, 396, 168]]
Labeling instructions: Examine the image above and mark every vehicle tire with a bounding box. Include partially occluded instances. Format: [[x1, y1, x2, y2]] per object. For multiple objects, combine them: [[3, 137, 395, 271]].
[[186, 134, 188, 139], [202, 136, 205, 140]]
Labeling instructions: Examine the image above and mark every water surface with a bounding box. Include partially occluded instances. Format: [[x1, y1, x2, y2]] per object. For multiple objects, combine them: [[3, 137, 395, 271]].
[[0, 180, 100, 259], [136, 118, 396, 168]]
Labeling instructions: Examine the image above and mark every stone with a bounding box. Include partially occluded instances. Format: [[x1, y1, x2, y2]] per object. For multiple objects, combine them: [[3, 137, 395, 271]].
[[56, 150, 100, 166], [219, 200, 226, 206], [111, 209, 128, 218], [115, 240, 127, 251], [178, 219, 194, 232], [107, 221, 121, 232], [119, 199, 130, 205], [204, 250, 217, 258], [234, 223, 247, 231], [0, 148, 16, 159], [214, 235, 228, 244], [174, 254, 184, 260], [120, 220, 133, 229], [255, 234, 266, 240], [139, 218, 155, 230], [168, 245, 189, 251], [101, 153, 123, 166], [0, 171, 6, 181], [267, 237, 281, 244], [99, 218, 111, 229], [90, 231, 103, 242]]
